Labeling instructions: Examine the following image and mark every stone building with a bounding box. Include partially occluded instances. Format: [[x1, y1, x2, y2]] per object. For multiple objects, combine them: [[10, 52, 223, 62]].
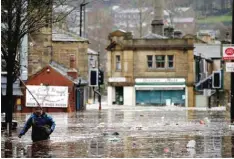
[[27, 26, 90, 111], [106, 0, 195, 107], [106, 29, 194, 107], [28, 27, 89, 80]]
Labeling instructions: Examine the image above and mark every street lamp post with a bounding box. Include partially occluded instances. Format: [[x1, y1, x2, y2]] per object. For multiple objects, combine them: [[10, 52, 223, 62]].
[[231, 0, 234, 123], [79, 0, 104, 38], [80, 0, 89, 37], [98, 52, 101, 110]]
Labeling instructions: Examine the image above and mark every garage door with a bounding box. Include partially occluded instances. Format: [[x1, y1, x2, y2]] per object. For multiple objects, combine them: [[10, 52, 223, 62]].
[[136, 90, 185, 106]]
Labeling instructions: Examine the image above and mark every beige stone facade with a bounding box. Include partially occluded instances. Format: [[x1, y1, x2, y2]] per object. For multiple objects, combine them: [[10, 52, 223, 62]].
[[28, 28, 52, 75], [28, 27, 89, 80], [52, 42, 89, 79], [106, 30, 195, 107]]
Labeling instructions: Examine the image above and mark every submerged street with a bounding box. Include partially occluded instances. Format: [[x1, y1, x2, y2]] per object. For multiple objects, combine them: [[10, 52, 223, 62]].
[[1, 105, 234, 158]]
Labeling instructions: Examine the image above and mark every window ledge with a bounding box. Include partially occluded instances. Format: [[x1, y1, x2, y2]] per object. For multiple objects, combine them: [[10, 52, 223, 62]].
[[146, 68, 175, 72]]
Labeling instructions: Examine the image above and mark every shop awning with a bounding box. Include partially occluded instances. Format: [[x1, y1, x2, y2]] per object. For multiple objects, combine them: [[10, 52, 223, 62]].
[[135, 85, 185, 90]]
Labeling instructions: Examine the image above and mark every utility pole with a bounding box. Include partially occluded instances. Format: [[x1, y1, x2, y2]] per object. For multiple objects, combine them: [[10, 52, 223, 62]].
[[231, 0, 234, 123], [84, 4, 86, 38], [98, 51, 101, 110], [80, 0, 89, 37], [80, 3, 82, 37]]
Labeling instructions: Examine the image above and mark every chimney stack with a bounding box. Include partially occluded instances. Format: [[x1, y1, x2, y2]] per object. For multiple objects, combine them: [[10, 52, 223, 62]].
[[67, 54, 78, 79], [151, 0, 164, 36]]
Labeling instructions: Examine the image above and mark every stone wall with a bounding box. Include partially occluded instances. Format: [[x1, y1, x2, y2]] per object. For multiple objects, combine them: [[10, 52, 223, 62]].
[[28, 28, 52, 76], [28, 28, 89, 79], [52, 42, 89, 79]]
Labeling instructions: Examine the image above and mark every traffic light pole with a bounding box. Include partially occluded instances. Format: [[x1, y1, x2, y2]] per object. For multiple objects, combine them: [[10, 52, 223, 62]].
[[98, 52, 101, 110], [231, 0, 234, 123]]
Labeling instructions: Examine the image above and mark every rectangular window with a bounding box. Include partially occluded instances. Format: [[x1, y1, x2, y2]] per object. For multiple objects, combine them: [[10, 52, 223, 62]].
[[156, 55, 165, 68], [168, 55, 174, 68], [116, 55, 121, 70], [147, 55, 153, 68]]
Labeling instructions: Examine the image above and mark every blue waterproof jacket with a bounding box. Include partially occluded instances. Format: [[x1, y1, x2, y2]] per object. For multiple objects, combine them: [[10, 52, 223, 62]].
[[20, 112, 55, 142]]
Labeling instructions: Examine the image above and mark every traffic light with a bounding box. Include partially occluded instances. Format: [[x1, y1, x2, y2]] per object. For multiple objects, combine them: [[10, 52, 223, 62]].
[[98, 70, 104, 85], [89, 69, 98, 86], [212, 71, 221, 89]]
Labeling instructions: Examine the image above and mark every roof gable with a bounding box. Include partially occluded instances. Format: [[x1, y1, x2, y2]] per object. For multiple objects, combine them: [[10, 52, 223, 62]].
[[26, 65, 73, 86], [52, 28, 89, 42], [109, 29, 127, 37], [183, 34, 207, 44]]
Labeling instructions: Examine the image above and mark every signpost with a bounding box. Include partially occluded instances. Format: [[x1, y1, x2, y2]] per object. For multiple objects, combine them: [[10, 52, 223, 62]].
[[226, 62, 234, 72], [223, 45, 234, 123], [26, 85, 69, 107], [223, 46, 234, 60]]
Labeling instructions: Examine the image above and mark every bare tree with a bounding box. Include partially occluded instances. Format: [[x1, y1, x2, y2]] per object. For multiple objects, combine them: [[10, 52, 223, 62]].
[[117, 0, 154, 38], [1, 0, 78, 132]]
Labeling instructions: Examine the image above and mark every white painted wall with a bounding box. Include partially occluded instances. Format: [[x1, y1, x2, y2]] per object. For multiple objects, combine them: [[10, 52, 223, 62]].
[[124, 86, 134, 106], [107, 86, 113, 106], [108, 86, 116, 105], [195, 95, 208, 107], [185, 87, 188, 107], [112, 87, 115, 103], [133, 87, 136, 106]]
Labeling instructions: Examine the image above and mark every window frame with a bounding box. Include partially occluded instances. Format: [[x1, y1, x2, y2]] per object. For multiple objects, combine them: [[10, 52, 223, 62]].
[[147, 55, 153, 69], [155, 55, 166, 69], [167, 55, 174, 69], [116, 55, 121, 71]]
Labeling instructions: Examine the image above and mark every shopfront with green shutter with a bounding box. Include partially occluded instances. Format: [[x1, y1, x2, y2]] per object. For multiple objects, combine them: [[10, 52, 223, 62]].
[[135, 78, 186, 106]]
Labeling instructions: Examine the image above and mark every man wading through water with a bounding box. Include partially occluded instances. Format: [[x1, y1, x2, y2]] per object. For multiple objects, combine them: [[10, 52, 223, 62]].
[[18, 107, 55, 142]]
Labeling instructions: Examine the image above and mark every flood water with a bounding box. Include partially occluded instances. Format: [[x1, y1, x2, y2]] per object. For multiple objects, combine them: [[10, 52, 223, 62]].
[[1, 106, 234, 158]]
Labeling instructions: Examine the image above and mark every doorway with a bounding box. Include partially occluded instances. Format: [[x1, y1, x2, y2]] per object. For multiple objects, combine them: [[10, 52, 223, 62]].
[[115, 87, 123, 105]]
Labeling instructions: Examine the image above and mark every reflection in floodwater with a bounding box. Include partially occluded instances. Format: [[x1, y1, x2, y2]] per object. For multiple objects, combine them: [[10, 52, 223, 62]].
[[1, 107, 234, 158], [232, 133, 234, 158]]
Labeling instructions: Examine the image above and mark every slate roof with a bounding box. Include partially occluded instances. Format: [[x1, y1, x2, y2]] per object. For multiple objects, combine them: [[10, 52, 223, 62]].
[[143, 33, 168, 39], [88, 48, 99, 55], [52, 28, 88, 42], [49, 61, 88, 85]]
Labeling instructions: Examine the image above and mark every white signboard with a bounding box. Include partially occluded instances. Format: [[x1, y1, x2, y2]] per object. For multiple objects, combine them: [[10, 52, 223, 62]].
[[135, 78, 185, 83], [223, 46, 234, 60], [226, 62, 234, 72], [26, 85, 69, 107], [108, 77, 126, 82]]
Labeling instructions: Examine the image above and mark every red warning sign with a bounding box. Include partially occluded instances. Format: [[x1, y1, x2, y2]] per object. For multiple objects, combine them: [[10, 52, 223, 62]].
[[223, 47, 234, 60]]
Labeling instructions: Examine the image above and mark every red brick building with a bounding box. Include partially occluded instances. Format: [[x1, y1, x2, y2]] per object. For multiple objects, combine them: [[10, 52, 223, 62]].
[[20, 60, 88, 113]]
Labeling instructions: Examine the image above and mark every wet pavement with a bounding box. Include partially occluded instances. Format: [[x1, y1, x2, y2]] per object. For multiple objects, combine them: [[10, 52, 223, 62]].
[[1, 105, 234, 158]]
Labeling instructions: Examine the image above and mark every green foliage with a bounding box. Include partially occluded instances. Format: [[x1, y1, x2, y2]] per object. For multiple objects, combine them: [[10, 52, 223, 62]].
[[197, 15, 232, 23]]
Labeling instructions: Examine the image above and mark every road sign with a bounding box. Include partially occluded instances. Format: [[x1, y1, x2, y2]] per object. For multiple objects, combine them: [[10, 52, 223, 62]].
[[203, 89, 211, 97], [223, 46, 234, 60], [226, 62, 234, 72]]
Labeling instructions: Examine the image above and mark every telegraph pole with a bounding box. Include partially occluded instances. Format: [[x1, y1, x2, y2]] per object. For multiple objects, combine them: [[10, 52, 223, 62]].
[[80, 0, 89, 37], [98, 52, 101, 110], [231, 0, 234, 123], [80, 2, 83, 37]]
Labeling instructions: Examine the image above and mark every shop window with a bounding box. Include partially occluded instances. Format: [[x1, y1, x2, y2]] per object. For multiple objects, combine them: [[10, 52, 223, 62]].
[[155, 55, 165, 68], [116, 55, 121, 70], [147, 55, 153, 69], [168, 55, 174, 68]]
